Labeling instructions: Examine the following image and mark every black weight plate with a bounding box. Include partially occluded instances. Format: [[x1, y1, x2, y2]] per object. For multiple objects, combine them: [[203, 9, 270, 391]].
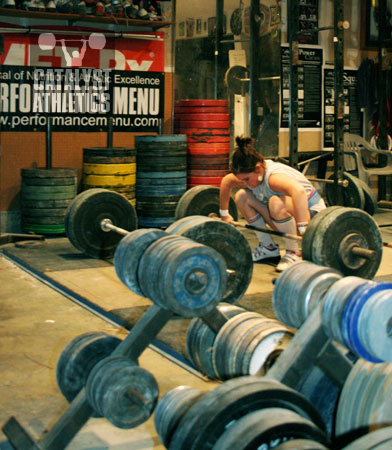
[[56, 332, 121, 404], [65, 188, 138, 259], [295, 364, 342, 437], [83, 147, 136, 158], [355, 177, 378, 216], [137, 164, 187, 172], [302, 206, 348, 264], [310, 207, 383, 278], [114, 228, 168, 296], [212, 408, 330, 450], [166, 216, 252, 304], [325, 172, 365, 209], [95, 357, 159, 429], [169, 376, 326, 450], [136, 195, 183, 203], [154, 386, 205, 448], [175, 186, 238, 221]]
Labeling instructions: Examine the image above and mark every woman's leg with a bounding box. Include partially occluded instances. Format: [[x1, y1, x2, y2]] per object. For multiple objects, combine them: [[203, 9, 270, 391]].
[[235, 189, 280, 262], [268, 195, 302, 271]]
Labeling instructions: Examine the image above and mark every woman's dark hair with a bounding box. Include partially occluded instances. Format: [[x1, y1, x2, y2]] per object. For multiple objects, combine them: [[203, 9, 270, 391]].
[[231, 136, 265, 174]]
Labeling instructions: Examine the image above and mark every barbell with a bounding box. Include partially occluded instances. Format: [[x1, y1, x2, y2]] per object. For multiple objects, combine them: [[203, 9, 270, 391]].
[[65, 189, 383, 281], [209, 205, 383, 279]]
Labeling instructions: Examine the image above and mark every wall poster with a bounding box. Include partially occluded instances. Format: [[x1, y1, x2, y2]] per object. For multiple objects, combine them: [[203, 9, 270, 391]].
[[280, 44, 323, 130], [323, 67, 364, 149]]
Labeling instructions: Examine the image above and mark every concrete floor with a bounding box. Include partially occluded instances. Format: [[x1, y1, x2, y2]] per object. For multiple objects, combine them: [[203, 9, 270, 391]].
[[0, 210, 392, 449]]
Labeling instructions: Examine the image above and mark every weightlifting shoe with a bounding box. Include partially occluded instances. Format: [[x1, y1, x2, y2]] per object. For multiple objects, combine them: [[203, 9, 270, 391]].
[[252, 243, 280, 263], [275, 251, 301, 272]]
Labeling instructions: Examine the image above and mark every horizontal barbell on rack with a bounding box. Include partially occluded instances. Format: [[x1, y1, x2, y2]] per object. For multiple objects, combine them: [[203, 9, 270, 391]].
[[210, 205, 383, 279]]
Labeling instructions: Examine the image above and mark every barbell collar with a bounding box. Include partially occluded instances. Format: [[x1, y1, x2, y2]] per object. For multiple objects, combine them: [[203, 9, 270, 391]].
[[100, 218, 129, 236]]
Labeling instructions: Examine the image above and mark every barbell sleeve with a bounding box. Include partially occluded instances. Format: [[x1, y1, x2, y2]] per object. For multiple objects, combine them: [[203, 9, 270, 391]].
[[101, 218, 129, 236]]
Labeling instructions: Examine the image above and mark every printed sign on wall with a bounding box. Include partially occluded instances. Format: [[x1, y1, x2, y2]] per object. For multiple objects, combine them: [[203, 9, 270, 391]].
[[0, 30, 165, 132]]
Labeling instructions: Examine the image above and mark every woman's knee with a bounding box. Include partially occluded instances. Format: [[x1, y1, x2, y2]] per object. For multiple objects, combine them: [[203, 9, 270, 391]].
[[268, 195, 288, 219], [234, 189, 250, 207]]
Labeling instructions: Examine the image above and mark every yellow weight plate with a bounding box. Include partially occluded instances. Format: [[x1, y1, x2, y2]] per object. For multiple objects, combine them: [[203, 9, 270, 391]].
[[83, 163, 136, 175]]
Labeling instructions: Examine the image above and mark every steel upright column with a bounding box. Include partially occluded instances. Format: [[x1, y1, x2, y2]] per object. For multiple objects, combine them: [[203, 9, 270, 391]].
[[333, 0, 345, 196], [215, 0, 224, 99], [288, 0, 299, 169], [249, 0, 260, 139], [377, 0, 388, 199]]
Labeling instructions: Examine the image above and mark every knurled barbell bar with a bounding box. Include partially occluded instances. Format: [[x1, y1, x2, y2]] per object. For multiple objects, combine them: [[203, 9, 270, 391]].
[[210, 205, 383, 279]]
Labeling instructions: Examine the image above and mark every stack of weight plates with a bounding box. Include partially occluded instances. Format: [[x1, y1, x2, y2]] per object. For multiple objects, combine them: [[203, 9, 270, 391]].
[[82, 147, 136, 206], [135, 135, 187, 228], [174, 99, 230, 188], [21, 168, 77, 234]]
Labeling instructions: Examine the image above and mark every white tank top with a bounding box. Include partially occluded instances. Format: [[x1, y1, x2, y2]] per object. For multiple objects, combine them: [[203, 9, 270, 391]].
[[251, 160, 315, 204]]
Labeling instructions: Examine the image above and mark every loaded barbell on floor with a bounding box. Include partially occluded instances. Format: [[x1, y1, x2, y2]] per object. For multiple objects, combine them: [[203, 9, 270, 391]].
[[65, 189, 383, 279], [210, 205, 383, 279]]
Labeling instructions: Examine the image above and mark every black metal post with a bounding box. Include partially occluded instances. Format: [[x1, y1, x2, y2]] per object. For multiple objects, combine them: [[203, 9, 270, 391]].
[[333, 0, 345, 202], [248, 0, 259, 139], [46, 117, 52, 169], [215, 0, 224, 99], [288, 0, 299, 169]]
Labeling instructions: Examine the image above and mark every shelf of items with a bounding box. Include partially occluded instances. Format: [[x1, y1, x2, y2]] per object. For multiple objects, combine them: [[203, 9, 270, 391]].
[[0, 8, 173, 32]]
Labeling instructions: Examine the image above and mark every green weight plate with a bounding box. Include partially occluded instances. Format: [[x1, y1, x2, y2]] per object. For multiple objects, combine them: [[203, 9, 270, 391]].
[[212, 408, 330, 450], [169, 376, 326, 450], [21, 168, 77, 178], [22, 215, 65, 225], [22, 199, 72, 209], [21, 208, 67, 217], [21, 223, 65, 234], [21, 176, 77, 186], [310, 207, 382, 278], [65, 188, 138, 259], [175, 186, 238, 221], [325, 172, 365, 209]]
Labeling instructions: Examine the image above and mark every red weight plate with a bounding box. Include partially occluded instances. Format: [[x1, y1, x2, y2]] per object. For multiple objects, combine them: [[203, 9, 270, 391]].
[[187, 142, 230, 149], [178, 113, 230, 121], [186, 135, 231, 144], [189, 155, 229, 163], [180, 120, 230, 129], [180, 128, 230, 136], [177, 99, 228, 107], [188, 176, 224, 185], [188, 170, 229, 177], [188, 147, 230, 155], [175, 106, 228, 114]]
